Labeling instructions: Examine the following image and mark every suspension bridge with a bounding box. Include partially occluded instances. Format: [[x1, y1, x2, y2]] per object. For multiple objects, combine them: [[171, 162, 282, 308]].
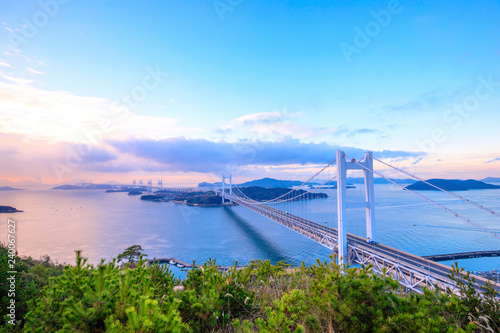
[[220, 150, 500, 294]]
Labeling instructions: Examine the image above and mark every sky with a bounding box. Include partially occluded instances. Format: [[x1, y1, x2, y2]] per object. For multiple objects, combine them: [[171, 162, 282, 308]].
[[0, 0, 499, 185]]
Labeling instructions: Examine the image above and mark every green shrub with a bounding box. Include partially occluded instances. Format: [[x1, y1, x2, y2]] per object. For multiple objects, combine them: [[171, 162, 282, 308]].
[[22, 251, 186, 332], [0, 244, 64, 331], [177, 259, 254, 331], [2, 243, 500, 332]]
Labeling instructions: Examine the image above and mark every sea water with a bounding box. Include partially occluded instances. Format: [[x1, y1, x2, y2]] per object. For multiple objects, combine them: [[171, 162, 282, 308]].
[[1, 184, 500, 275]]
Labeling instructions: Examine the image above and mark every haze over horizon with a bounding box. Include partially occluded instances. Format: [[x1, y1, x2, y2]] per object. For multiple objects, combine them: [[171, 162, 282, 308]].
[[1, 1, 499, 185]]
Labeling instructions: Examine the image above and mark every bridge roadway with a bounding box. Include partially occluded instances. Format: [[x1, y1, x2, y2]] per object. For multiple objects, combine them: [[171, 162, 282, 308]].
[[225, 193, 499, 294]]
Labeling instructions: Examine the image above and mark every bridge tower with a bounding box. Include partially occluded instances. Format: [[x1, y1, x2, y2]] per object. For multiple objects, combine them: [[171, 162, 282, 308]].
[[158, 179, 163, 189], [336, 150, 375, 266], [132, 179, 137, 186], [147, 179, 152, 193], [221, 175, 232, 203]]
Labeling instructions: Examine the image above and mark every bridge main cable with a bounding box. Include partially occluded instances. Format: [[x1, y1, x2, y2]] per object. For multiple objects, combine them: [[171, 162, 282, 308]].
[[348, 156, 500, 241], [231, 174, 338, 205], [230, 158, 337, 205]]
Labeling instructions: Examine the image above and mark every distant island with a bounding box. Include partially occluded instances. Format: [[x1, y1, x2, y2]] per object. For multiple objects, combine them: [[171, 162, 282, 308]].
[[198, 177, 354, 189], [106, 188, 137, 193], [238, 178, 320, 188], [406, 179, 500, 191], [347, 177, 416, 185], [53, 185, 83, 190], [139, 186, 327, 206], [482, 177, 500, 183], [127, 190, 143, 195], [53, 184, 117, 190], [140, 190, 223, 206], [0, 186, 23, 191], [198, 178, 317, 188], [0, 205, 23, 213], [237, 186, 328, 201]]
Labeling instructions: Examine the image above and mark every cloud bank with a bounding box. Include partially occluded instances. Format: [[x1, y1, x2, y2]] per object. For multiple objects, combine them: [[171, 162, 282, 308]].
[[107, 137, 424, 173]]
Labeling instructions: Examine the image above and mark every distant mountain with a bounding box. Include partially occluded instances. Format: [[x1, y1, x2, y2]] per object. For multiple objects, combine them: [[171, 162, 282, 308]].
[[238, 186, 328, 201], [198, 177, 415, 189], [406, 179, 500, 191], [198, 178, 314, 188], [238, 178, 319, 188], [83, 184, 116, 189], [0, 186, 23, 191], [347, 177, 416, 184], [105, 181, 122, 185], [53, 185, 83, 190], [482, 177, 500, 183], [53, 184, 117, 190]]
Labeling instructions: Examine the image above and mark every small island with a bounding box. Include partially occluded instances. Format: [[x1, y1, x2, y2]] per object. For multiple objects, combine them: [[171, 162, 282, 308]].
[[140, 190, 223, 206], [0, 186, 23, 191], [405, 179, 500, 191], [0, 205, 23, 213], [139, 186, 328, 207], [127, 190, 143, 195]]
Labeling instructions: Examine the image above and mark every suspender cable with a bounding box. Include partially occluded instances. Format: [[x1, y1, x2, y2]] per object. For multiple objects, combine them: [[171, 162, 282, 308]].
[[231, 175, 338, 205], [373, 157, 500, 219], [348, 157, 500, 241]]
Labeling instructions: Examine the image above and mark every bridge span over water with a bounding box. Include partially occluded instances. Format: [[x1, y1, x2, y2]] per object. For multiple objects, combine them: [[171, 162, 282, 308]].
[[221, 150, 500, 294]]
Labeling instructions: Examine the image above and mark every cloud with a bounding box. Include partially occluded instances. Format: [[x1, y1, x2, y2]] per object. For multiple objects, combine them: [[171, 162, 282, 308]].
[[0, 143, 18, 156], [332, 127, 382, 139], [27, 67, 44, 75], [219, 111, 300, 132], [0, 80, 195, 143], [0, 60, 11, 67], [107, 137, 424, 173], [384, 91, 445, 113], [346, 128, 380, 138], [485, 157, 500, 164], [218, 111, 337, 141], [0, 75, 34, 85]]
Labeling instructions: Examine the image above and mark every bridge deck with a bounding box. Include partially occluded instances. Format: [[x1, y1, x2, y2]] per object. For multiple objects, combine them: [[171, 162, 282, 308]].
[[226, 194, 499, 294]]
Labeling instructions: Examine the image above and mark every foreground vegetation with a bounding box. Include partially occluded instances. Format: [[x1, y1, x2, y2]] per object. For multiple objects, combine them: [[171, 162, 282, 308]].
[[2, 244, 500, 332]]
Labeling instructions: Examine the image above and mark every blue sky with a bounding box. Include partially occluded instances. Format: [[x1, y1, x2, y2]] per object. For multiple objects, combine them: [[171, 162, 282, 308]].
[[0, 0, 499, 184]]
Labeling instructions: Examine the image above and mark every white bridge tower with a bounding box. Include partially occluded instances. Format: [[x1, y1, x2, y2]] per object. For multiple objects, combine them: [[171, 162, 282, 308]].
[[336, 150, 375, 266], [221, 175, 232, 204]]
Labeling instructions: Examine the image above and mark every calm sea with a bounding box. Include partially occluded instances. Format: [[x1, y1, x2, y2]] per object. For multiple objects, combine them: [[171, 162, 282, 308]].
[[1, 184, 500, 275]]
